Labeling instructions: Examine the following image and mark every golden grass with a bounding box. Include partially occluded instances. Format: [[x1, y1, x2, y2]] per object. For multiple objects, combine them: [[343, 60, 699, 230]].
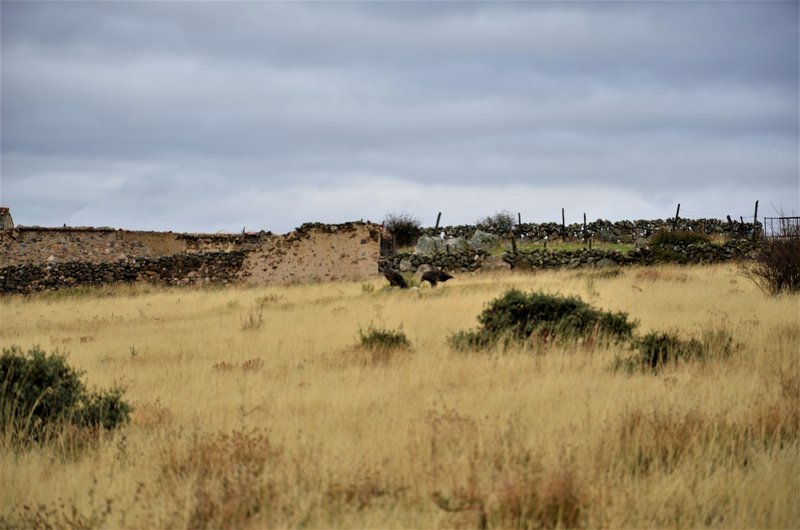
[[1, 263, 798, 528]]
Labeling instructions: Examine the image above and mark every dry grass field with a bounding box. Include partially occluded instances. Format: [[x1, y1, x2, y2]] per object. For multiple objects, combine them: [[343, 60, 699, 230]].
[[1, 263, 798, 529]]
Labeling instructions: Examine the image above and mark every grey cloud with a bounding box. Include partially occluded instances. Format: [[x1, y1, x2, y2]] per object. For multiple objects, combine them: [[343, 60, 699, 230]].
[[1, 1, 797, 232]]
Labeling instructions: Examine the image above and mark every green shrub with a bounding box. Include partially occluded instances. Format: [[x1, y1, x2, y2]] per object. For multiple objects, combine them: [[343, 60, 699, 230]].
[[358, 325, 411, 351], [449, 289, 637, 351], [1, 346, 131, 442]]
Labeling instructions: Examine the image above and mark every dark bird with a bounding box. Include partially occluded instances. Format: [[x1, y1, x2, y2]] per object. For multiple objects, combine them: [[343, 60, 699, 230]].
[[421, 269, 453, 287], [382, 266, 408, 288]]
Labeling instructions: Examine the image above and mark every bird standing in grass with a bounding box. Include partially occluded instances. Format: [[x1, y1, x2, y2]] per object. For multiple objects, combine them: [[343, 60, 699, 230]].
[[382, 266, 408, 288], [421, 269, 453, 287]]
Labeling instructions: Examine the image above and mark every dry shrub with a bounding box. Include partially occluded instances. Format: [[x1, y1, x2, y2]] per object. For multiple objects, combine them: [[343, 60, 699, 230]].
[[383, 212, 423, 248], [602, 403, 800, 479], [422, 407, 481, 473], [332, 344, 412, 367], [211, 359, 262, 372], [534, 468, 584, 529], [605, 409, 709, 475], [773, 364, 800, 402], [240, 304, 264, 331], [212, 361, 235, 372], [634, 269, 689, 283], [745, 398, 800, 445], [131, 400, 173, 430], [420, 407, 584, 529], [324, 463, 406, 512], [159, 429, 280, 529], [240, 358, 263, 372], [434, 466, 585, 530], [742, 237, 800, 294], [2, 478, 116, 529]]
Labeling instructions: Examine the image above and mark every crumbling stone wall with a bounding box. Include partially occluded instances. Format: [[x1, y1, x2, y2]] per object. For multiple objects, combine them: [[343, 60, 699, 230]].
[[243, 222, 382, 284], [0, 221, 382, 294], [0, 208, 13, 230]]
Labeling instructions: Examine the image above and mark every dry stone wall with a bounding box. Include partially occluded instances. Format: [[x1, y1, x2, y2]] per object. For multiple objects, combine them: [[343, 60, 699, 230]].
[[423, 218, 759, 242], [0, 252, 248, 294], [382, 240, 759, 273]]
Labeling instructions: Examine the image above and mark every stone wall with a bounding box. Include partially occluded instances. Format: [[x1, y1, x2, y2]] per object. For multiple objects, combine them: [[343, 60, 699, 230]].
[[0, 252, 249, 294], [0, 221, 383, 294], [382, 239, 759, 273], [421, 218, 760, 243]]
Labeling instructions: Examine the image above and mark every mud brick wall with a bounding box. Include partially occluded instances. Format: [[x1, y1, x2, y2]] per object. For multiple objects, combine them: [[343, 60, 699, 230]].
[[0, 222, 383, 294], [243, 223, 382, 284], [0, 228, 187, 267]]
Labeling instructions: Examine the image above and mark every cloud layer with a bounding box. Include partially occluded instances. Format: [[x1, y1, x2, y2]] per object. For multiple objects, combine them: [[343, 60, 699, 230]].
[[2, 2, 797, 232]]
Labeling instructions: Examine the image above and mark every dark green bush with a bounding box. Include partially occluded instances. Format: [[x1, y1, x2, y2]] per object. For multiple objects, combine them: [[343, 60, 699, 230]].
[[449, 289, 637, 351], [1, 346, 131, 441], [358, 325, 411, 351]]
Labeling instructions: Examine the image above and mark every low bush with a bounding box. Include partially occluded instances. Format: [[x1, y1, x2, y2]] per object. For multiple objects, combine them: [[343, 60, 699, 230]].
[[449, 289, 637, 351], [611, 328, 736, 374], [742, 237, 800, 294], [358, 325, 411, 352], [1, 346, 131, 442], [383, 212, 423, 248], [648, 230, 712, 264], [476, 210, 516, 235]]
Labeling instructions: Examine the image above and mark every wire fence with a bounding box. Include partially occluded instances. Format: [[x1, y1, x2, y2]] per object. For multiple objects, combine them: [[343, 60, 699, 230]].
[[763, 217, 800, 238]]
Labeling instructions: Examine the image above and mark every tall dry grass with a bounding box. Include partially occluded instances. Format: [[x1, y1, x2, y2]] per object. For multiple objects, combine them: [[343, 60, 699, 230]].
[[0, 264, 798, 528]]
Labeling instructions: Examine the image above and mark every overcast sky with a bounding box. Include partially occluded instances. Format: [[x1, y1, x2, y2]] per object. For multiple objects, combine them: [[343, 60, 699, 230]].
[[1, 1, 798, 233]]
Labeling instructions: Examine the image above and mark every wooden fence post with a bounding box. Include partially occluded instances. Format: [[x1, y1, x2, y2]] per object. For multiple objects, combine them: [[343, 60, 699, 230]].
[[434, 212, 442, 231], [583, 212, 587, 247], [753, 200, 759, 240], [673, 203, 680, 229], [562, 208, 566, 240]]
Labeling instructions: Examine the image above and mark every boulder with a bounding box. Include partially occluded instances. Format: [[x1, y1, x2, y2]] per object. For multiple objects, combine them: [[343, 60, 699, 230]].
[[415, 235, 469, 255], [415, 235, 442, 255], [468, 230, 499, 251]]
